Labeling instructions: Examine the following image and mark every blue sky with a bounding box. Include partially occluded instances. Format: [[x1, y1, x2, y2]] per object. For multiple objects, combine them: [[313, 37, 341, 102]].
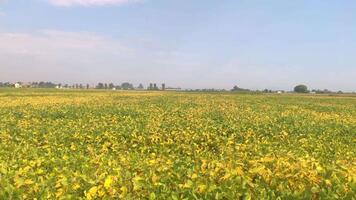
[[0, 0, 355, 91]]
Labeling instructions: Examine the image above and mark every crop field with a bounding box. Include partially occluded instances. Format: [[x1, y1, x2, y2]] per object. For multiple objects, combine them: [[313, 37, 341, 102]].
[[0, 89, 355, 199]]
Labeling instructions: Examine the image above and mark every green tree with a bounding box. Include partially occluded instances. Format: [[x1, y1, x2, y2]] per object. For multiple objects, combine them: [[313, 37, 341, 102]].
[[138, 84, 144, 90], [231, 85, 250, 92], [96, 83, 104, 89], [121, 82, 134, 90], [294, 84, 308, 93]]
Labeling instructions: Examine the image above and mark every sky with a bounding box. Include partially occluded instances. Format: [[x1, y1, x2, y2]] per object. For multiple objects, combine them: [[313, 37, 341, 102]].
[[0, 0, 355, 91]]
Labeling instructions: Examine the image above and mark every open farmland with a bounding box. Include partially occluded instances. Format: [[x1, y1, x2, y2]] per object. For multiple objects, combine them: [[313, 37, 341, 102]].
[[0, 89, 355, 199]]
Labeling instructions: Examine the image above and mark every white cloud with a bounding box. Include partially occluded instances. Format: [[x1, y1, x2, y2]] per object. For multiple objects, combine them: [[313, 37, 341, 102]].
[[0, 29, 189, 85], [0, 30, 132, 55], [0, 30, 138, 82], [49, 0, 141, 7]]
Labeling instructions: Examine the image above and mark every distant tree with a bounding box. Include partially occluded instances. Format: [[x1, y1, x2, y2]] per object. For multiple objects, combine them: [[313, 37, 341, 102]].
[[231, 85, 250, 92], [294, 84, 308, 93], [36, 81, 56, 88], [96, 83, 104, 89], [109, 83, 115, 89], [312, 89, 333, 94], [0, 82, 11, 87], [323, 89, 331, 93], [79, 84, 83, 89], [162, 83, 166, 91], [138, 83, 144, 90], [104, 83, 108, 89], [86, 84, 90, 89], [121, 82, 134, 90], [149, 83, 153, 90], [153, 83, 158, 90]]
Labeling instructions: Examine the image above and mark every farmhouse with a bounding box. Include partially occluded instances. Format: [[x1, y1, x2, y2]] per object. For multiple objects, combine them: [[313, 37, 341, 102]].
[[14, 83, 22, 88], [165, 87, 182, 91]]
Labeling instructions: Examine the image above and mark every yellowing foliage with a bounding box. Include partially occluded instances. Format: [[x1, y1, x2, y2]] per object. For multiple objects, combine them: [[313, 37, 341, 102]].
[[0, 89, 355, 199]]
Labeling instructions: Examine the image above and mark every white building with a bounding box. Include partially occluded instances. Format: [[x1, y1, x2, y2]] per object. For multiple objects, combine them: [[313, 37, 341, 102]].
[[165, 87, 182, 91], [14, 83, 22, 88]]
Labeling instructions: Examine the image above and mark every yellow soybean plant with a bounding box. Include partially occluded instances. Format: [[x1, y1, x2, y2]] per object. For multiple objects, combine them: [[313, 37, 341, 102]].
[[0, 89, 355, 199]]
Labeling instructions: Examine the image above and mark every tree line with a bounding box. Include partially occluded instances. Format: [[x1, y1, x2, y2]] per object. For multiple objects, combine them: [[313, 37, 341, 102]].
[[0, 82, 352, 94], [0, 82, 167, 91], [0, 82, 57, 88]]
